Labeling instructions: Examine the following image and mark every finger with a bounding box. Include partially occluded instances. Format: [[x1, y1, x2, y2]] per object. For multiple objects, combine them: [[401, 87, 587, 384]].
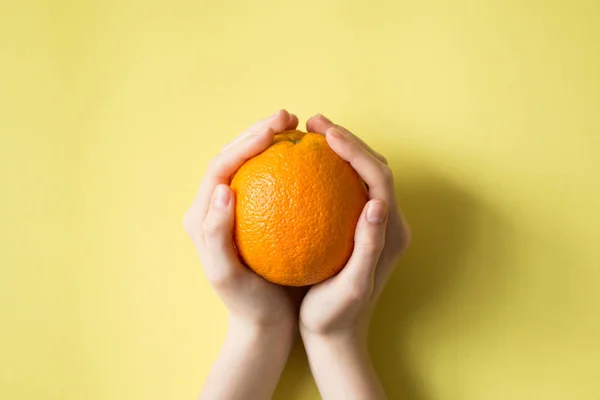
[[306, 114, 387, 164], [201, 184, 245, 286], [334, 200, 388, 300], [372, 210, 411, 295], [189, 128, 275, 228], [286, 113, 299, 130], [222, 109, 298, 151], [325, 127, 395, 204]]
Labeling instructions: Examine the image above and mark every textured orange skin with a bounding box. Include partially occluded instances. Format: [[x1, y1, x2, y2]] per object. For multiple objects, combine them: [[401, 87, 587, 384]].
[[230, 130, 368, 286]]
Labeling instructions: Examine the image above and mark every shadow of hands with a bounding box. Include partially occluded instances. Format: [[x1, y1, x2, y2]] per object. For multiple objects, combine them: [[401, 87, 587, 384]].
[[275, 159, 508, 400], [370, 166, 488, 400]]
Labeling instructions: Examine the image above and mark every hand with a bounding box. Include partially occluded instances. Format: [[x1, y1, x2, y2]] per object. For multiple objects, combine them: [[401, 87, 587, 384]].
[[299, 114, 411, 400], [300, 114, 411, 338], [183, 109, 301, 329], [184, 110, 306, 400]]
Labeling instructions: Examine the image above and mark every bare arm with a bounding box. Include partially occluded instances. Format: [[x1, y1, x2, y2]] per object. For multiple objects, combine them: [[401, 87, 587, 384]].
[[300, 114, 411, 400], [201, 319, 294, 400], [303, 332, 386, 399], [184, 110, 301, 400]]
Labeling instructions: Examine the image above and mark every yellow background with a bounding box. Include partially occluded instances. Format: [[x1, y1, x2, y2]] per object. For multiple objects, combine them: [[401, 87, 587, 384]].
[[1, 0, 599, 399]]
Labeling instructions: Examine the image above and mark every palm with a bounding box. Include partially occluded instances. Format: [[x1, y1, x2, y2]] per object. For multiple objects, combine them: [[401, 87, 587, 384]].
[[300, 276, 370, 333], [221, 262, 298, 325]]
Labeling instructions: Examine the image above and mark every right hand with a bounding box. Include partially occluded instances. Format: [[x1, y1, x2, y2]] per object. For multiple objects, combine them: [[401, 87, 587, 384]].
[[300, 114, 411, 339]]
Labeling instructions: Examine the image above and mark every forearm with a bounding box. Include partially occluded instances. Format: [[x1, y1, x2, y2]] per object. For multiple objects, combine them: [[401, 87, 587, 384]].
[[200, 317, 294, 400], [302, 332, 387, 400]]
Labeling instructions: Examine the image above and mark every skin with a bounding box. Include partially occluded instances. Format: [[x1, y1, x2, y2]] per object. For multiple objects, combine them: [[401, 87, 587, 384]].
[[183, 110, 411, 400]]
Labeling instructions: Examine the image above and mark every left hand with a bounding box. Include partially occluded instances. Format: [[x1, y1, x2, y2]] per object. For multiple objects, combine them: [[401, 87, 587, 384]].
[[183, 109, 303, 330]]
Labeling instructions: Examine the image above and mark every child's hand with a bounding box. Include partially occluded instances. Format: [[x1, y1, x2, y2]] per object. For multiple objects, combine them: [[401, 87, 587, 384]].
[[298, 115, 411, 399], [183, 110, 301, 330]]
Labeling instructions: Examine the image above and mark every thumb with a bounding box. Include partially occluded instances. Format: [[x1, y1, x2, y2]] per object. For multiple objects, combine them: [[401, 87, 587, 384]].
[[201, 184, 242, 284], [337, 200, 388, 296]]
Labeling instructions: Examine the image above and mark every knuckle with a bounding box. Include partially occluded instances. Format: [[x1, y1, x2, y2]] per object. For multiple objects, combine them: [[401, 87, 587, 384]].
[[182, 210, 198, 236], [399, 225, 412, 250], [182, 212, 191, 232], [380, 164, 394, 184], [208, 269, 237, 290], [202, 217, 222, 239], [346, 139, 362, 157], [344, 281, 371, 304], [361, 240, 385, 258], [208, 155, 223, 172], [388, 222, 411, 257]]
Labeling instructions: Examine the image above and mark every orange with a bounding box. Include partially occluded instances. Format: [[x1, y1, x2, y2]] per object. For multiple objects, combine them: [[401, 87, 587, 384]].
[[230, 130, 368, 286]]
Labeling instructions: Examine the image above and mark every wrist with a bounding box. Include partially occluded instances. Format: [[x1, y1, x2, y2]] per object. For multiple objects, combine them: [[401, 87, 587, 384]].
[[300, 329, 385, 399], [301, 328, 369, 354], [300, 320, 369, 346], [227, 315, 296, 349]]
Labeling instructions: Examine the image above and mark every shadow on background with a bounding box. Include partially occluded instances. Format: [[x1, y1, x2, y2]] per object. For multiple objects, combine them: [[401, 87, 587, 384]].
[[370, 165, 494, 400], [275, 163, 505, 400], [273, 340, 316, 399]]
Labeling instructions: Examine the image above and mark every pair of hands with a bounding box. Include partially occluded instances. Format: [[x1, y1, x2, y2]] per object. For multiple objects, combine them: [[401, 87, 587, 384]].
[[183, 110, 410, 343]]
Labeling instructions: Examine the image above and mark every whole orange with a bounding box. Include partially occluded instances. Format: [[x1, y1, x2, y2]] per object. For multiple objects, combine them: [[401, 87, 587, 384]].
[[230, 130, 368, 286]]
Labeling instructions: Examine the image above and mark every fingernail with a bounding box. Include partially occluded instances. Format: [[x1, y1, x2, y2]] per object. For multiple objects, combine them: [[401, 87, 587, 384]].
[[367, 201, 387, 224], [213, 185, 230, 209], [327, 127, 345, 140]]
